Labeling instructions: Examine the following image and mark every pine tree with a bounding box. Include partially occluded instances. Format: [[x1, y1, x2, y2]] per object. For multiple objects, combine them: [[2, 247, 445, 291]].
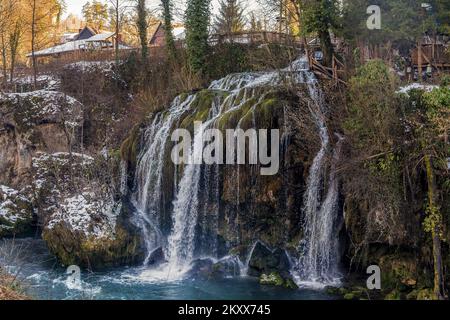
[[213, 0, 246, 34], [185, 0, 211, 73]]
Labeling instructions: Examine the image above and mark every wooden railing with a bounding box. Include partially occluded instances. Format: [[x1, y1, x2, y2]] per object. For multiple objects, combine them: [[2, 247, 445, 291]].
[[209, 31, 304, 47], [308, 54, 346, 85]]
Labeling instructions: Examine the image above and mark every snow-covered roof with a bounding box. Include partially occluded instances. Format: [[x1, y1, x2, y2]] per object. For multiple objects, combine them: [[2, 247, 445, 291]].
[[86, 32, 115, 42], [173, 27, 186, 41], [27, 39, 88, 57], [27, 32, 119, 58]]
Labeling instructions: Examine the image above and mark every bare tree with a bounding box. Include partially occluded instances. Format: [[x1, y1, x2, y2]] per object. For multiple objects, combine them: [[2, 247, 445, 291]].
[[108, 0, 133, 65], [28, 0, 60, 89], [9, 18, 24, 83], [0, 0, 17, 88]]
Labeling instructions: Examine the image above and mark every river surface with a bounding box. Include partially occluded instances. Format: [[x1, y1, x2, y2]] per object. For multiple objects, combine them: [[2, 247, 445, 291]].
[[0, 238, 334, 300]]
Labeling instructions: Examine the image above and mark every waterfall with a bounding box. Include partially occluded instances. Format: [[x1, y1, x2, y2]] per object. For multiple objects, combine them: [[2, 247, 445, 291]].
[[294, 78, 343, 285], [131, 57, 342, 282], [132, 96, 194, 264]]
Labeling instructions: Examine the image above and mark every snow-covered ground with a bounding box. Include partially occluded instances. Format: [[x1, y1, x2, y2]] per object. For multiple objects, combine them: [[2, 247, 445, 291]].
[[13, 74, 60, 91], [46, 192, 118, 239], [0, 185, 32, 231], [397, 83, 439, 96], [0, 90, 83, 128], [32, 151, 119, 239]]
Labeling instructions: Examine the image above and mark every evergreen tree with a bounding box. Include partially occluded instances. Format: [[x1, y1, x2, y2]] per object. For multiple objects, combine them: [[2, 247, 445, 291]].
[[161, 0, 176, 60], [303, 0, 340, 67], [185, 0, 211, 72], [136, 0, 148, 58], [213, 0, 246, 34], [249, 12, 263, 32]]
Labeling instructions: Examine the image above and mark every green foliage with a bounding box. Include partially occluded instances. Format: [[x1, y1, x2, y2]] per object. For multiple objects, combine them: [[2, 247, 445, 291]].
[[303, 0, 340, 34], [344, 60, 399, 150], [303, 0, 340, 65], [342, 0, 449, 46], [213, 0, 246, 34], [185, 0, 211, 73], [205, 43, 248, 79], [136, 0, 148, 58], [343, 60, 404, 216], [402, 86, 449, 166], [423, 204, 443, 237], [161, 0, 177, 60], [400, 86, 449, 247], [440, 74, 450, 86]]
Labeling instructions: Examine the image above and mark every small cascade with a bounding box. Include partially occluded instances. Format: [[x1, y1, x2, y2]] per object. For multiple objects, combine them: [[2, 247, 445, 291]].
[[132, 95, 194, 263], [119, 160, 128, 196], [295, 86, 343, 285], [166, 107, 222, 271]]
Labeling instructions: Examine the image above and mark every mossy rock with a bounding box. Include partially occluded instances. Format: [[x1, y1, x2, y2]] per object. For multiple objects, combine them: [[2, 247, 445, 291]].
[[179, 89, 229, 132], [41, 195, 144, 269], [0, 186, 34, 237], [120, 123, 143, 172], [259, 272, 298, 289], [376, 253, 418, 291], [406, 289, 419, 300], [344, 292, 356, 300], [384, 289, 401, 300], [260, 272, 284, 286], [284, 277, 298, 289], [416, 288, 436, 300], [43, 222, 144, 269]]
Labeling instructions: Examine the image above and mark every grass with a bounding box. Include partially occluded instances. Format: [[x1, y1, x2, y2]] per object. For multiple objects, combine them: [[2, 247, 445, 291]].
[[0, 268, 29, 300]]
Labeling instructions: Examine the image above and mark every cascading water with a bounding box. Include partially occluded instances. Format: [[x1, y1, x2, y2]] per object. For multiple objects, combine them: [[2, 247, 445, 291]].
[[131, 57, 343, 282], [294, 78, 343, 286]]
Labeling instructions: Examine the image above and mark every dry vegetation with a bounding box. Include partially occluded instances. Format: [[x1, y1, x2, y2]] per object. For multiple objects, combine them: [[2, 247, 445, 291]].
[[0, 268, 29, 300]]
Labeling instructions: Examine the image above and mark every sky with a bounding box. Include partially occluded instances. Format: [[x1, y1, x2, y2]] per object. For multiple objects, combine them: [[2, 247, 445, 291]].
[[65, 0, 154, 18], [64, 0, 259, 20]]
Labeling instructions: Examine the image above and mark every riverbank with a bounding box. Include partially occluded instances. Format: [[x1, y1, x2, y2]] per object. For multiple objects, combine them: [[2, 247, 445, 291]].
[[0, 267, 29, 300]]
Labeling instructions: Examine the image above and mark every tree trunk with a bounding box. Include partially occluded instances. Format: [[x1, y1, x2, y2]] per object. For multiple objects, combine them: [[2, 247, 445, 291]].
[[1, 33, 7, 88], [318, 29, 333, 67], [137, 0, 148, 59], [9, 25, 20, 84], [115, 0, 119, 66], [418, 40, 423, 83], [31, 0, 37, 89], [424, 154, 445, 299]]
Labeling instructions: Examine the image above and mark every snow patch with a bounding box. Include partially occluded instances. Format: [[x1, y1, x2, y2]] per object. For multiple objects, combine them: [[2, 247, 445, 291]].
[[397, 83, 439, 96]]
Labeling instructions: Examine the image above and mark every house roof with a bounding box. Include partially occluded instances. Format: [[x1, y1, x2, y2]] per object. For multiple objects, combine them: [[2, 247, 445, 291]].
[[27, 40, 89, 57], [74, 26, 97, 40], [27, 31, 126, 58], [148, 22, 163, 44], [86, 32, 115, 42], [173, 27, 186, 41], [148, 22, 186, 44]]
